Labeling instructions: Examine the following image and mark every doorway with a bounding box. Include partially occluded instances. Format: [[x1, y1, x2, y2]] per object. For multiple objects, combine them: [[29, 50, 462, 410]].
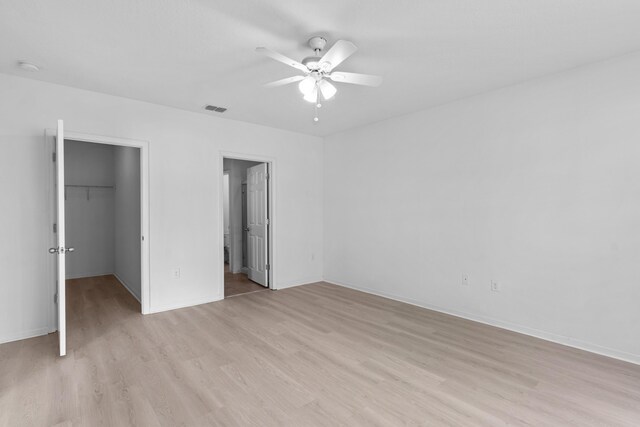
[[65, 140, 141, 289], [222, 156, 272, 298], [47, 124, 149, 356]]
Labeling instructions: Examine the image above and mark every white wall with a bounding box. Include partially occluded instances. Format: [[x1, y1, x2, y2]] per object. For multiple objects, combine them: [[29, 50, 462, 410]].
[[324, 52, 640, 364], [65, 141, 115, 278], [223, 158, 261, 273], [114, 146, 141, 301], [0, 73, 323, 344]]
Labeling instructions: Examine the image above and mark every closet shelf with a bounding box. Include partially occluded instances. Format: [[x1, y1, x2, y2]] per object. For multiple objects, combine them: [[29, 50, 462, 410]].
[[65, 184, 114, 189]]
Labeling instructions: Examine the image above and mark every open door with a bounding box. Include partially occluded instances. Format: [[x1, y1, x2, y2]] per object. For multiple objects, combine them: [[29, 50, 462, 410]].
[[49, 119, 72, 357], [247, 163, 269, 287]]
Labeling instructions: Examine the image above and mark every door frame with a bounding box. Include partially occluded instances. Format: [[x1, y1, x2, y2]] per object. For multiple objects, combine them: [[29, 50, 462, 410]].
[[223, 170, 230, 266], [219, 151, 275, 297], [46, 129, 151, 324], [240, 182, 248, 275]]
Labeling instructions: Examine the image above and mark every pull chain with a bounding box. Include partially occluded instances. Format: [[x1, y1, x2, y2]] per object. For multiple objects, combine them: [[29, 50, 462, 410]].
[[314, 82, 322, 123]]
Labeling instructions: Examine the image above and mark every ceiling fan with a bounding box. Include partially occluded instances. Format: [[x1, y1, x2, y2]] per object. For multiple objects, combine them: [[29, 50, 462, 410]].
[[256, 36, 382, 108]]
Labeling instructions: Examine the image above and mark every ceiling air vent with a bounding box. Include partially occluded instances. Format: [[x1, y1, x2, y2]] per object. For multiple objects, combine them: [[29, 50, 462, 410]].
[[205, 105, 227, 113]]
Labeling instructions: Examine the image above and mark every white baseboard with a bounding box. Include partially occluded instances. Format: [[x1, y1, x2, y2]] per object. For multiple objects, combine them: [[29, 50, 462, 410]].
[[324, 278, 640, 366], [148, 295, 223, 314], [66, 271, 114, 280], [112, 273, 141, 302], [0, 327, 50, 345], [275, 277, 324, 290]]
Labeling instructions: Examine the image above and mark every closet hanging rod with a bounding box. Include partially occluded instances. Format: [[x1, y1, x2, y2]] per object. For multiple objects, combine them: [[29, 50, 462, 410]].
[[64, 184, 115, 201], [65, 184, 114, 189]]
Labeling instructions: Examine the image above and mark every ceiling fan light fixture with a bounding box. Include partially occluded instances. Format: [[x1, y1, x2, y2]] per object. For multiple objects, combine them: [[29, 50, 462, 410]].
[[298, 76, 316, 95], [258, 37, 382, 119], [318, 80, 337, 100], [303, 86, 318, 103]]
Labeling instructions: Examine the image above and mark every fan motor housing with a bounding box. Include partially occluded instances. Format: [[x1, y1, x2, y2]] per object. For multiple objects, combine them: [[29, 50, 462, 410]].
[[302, 55, 322, 70], [308, 36, 327, 51]]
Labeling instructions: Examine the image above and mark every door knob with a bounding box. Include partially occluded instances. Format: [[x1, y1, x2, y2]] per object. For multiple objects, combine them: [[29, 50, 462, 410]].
[[48, 247, 75, 254], [244, 227, 250, 232]]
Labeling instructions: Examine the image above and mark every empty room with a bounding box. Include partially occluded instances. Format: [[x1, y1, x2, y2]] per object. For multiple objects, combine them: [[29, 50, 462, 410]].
[[1, 1, 639, 426]]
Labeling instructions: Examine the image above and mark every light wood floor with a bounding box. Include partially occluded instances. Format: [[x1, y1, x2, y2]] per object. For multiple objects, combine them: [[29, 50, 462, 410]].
[[224, 264, 268, 298], [1, 276, 640, 426]]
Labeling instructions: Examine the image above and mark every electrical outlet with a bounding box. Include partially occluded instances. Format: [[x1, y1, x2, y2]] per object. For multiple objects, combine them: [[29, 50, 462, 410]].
[[491, 280, 500, 292], [171, 268, 181, 279], [462, 273, 470, 286]]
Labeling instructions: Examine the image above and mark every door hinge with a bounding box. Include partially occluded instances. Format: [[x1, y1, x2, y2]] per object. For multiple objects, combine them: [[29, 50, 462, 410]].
[[52, 152, 56, 162], [265, 172, 270, 180], [53, 223, 57, 233], [266, 264, 270, 271], [265, 218, 270, 225], [54, 292, 58, 303]]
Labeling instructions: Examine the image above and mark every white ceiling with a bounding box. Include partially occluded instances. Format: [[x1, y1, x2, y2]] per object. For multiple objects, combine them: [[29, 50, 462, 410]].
[[2, 0, 640, 136]]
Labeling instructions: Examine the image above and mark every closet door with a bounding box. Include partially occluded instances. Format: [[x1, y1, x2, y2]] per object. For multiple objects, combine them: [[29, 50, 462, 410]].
[[49, 120, 71, 356]]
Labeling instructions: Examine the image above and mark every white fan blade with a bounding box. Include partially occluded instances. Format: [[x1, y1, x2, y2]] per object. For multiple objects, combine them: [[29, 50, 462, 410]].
[[319, 40, 357, 71], [329, 72, 383, 87], [256, 47, 308, 73], [264, 75, 305, 88]]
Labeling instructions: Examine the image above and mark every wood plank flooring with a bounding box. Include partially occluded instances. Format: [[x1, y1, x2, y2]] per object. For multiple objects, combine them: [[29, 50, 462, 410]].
[[1, 275, 640, 426], [224, 264, 268, 298]]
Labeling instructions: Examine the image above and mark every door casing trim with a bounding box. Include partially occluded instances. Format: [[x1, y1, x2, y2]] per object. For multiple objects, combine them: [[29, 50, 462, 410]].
[[45, 128, 151, 326], [219, 151, 275, 297]]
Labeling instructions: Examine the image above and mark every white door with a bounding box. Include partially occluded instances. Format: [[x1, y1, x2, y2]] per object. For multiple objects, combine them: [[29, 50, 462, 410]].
[[50, 120, 71, 356], [247, 163, 269, 287]]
